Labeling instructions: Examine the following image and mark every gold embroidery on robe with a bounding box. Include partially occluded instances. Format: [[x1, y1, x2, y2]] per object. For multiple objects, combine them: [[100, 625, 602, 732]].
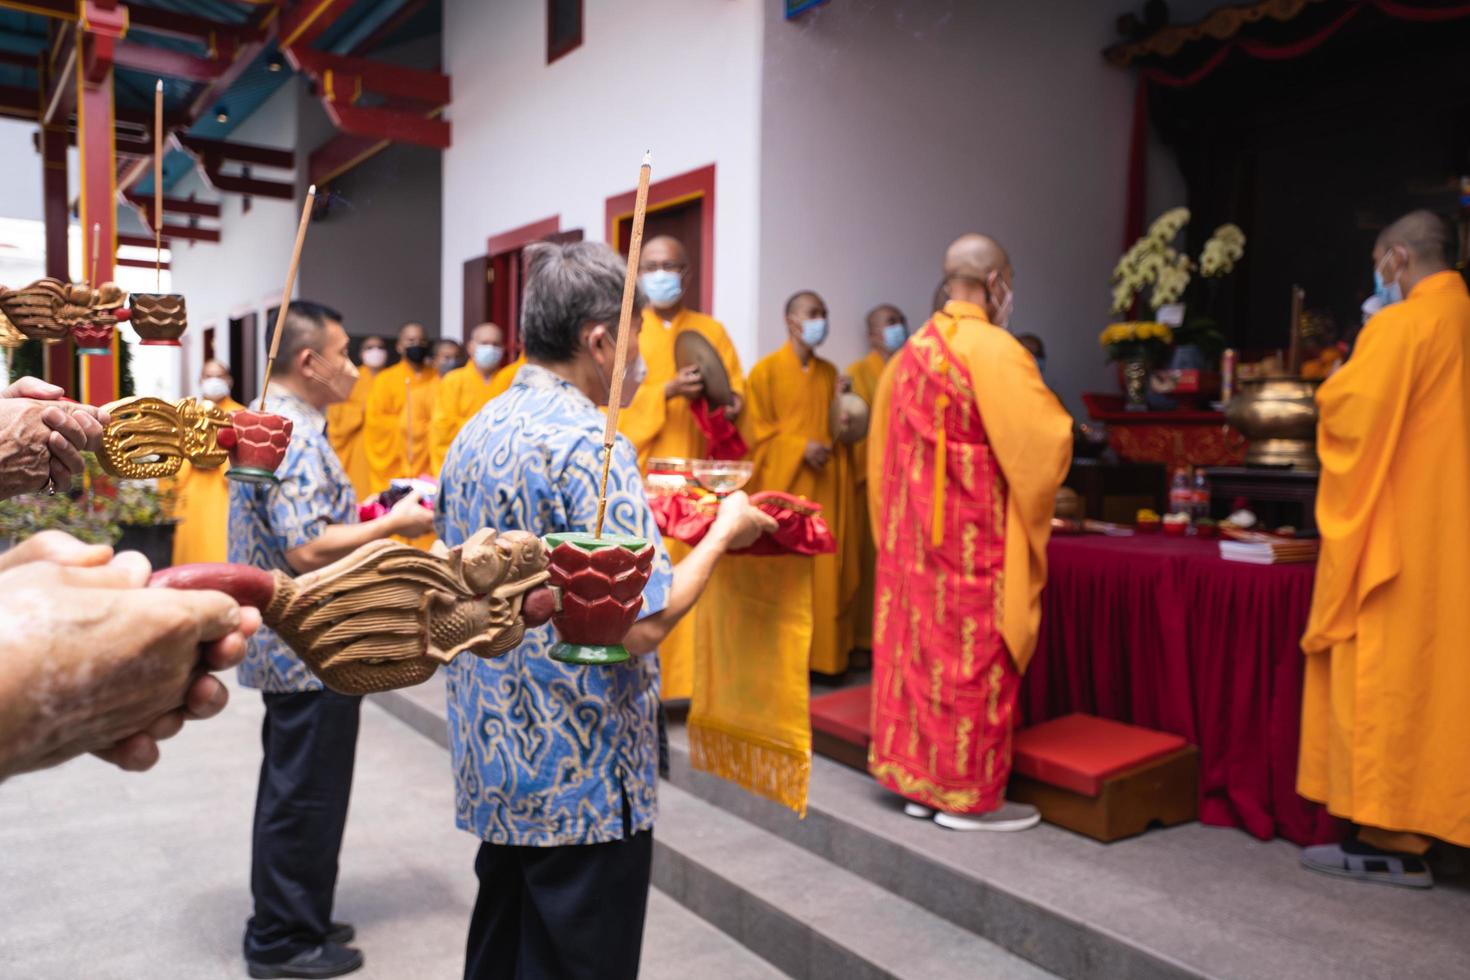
[[930, 659, 944, 717], [959, 444, 975, 493], [869, 761, 982, 812], [987, 662, 1004, 725], [957, 717, 974, 772], [934, 570, 947, 626], [961, 617, 977, 678], [875, 587, 893, 645], [962, 523, 978, 579]]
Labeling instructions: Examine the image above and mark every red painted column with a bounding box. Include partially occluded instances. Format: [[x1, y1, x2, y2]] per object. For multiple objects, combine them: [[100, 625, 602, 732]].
[[77, 1, 125, 406], [40, 123, 74, 395]]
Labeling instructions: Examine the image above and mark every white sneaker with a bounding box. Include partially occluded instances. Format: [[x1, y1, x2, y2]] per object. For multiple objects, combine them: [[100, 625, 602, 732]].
[[933, 801, 1041, 832], [903, 802, 936, 819]]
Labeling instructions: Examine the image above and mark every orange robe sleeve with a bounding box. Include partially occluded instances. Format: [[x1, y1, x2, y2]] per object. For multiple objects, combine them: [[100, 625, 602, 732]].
[[743, 351, 811, 494], [364, 364, 406, 495], [955, 327, 1072, 671], [1301, 314, 1415, 654], [429, 367, 465, 474], [327, 378, 367, 459], [866, 355, 899, 541], [486, 355, 524, 399]]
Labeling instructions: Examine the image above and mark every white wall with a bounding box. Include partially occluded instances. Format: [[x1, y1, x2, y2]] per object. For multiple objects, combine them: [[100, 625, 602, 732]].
[[758, 1, 1153, 415], [168, 79, 302, 397], [0, 118, 78, 224], [440, 0, 765, 352]]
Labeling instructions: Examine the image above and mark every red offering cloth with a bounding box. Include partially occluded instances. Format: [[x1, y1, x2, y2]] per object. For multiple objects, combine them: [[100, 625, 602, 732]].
[[1012, 713, 1187, 797], [648, 489, 835, 556], [1023, 534, 1342, 845], [689, 399, 749, 460]]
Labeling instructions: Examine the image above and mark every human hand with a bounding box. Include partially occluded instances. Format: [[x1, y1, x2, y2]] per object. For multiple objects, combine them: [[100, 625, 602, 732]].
[[387, 489, 436, 538], [723, 392, 744, 421], [0, 378, 109, 496], [803, 440, 832, 471], [664, 366, 704, 401], [709, 490, 779, 551], [0, 552, 260, 780], [0, 528, 113, 575]]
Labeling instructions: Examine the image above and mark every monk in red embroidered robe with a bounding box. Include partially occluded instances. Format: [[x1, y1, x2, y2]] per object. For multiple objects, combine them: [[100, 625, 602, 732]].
[[867, 234, 1072, 830]]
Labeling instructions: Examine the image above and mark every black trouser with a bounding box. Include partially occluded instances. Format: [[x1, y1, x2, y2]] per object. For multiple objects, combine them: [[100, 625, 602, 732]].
[[464, 831, 654, 980], [243, 688, 363, 964]]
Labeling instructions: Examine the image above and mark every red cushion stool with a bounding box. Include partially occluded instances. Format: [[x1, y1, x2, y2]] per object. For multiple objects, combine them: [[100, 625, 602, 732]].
[[1008, 713, 1199, 842]]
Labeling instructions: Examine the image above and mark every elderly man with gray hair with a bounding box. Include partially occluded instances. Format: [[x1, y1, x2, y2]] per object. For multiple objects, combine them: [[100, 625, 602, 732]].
[[435, 241, 773, 980]]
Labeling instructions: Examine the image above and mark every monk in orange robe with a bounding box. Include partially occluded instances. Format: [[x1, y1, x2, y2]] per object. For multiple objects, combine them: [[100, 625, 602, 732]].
[[868, 234, 1071, 830], [845, 303, 908, 650], [1298, 211, 1470, 887], [744, 289, 858, 675], [429, 322, 505, 472], [365, 321, 437, 493], [327, 334, 385, 499], [169, 359, 244, 565], [617, 235, 746, 700]]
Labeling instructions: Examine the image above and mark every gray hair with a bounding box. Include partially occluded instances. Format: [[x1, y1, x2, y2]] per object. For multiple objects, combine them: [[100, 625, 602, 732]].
[[520, 241, 643, 362]]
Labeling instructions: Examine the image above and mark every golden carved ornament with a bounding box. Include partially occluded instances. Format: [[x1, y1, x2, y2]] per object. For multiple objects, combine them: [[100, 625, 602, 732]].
[[97, 396, 233, 479], [0, 309, 24, 350]]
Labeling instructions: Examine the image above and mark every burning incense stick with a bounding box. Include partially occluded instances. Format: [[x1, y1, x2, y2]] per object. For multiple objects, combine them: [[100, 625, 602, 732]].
[[258, 184, 317, 407], [154, 79, 163, 291], [593, 151, 652, 538]]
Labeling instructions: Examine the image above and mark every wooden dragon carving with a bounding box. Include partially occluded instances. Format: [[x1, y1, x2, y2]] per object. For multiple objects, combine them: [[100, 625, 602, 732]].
[[150, 529, 558, 695]]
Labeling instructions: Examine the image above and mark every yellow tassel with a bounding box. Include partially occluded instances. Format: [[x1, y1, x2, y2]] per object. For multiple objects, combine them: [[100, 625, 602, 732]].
[[688, 722, 811, 818], [932, 392, 949, 547]]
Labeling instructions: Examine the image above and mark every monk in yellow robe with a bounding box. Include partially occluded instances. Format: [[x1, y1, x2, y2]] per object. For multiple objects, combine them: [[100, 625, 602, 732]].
[[169, 359, 244, 565], [845, 303, 908, 650], [429, 322, 505, 472], [1298, 211, 1470, 886], [365, 321, 437, 493], [868, 234, 1072, 830], [327, 334, 386, 499], [487, 353, 525, 400], [744, 290, 858, 675], [616, 235, 746, 700]]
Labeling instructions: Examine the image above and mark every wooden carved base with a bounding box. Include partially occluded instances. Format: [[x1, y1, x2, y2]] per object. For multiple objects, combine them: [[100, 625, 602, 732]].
[[1007, 746, 1199, 843]]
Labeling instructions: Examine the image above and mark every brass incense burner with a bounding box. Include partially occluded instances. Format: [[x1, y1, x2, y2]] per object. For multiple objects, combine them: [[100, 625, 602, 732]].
[[1224, 377, 1322, 470]]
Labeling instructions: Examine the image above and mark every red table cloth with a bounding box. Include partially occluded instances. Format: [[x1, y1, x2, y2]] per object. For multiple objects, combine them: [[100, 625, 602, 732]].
[[1023, 534, 1342, 845]]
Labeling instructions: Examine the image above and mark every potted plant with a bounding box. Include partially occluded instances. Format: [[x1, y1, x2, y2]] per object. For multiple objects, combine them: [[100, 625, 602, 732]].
[[112, 475, 178, 570]]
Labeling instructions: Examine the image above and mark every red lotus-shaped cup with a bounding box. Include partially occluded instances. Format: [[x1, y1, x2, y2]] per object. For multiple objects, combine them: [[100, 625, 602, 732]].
[[72, 321, 115, 354], [544, 531, 654, 665], [220, 409, 293, 484]]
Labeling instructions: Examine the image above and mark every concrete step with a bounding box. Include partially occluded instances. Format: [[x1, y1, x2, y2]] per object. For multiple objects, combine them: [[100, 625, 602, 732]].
[[654, 779, 1055, 980], [644, 888, 793, 980], [663, 726, 1470, 980]]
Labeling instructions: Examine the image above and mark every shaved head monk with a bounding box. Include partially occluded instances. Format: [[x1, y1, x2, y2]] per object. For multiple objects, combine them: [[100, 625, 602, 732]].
[[429, 322, 506, 473], [618, 233, 747, 699], [741, 289, 859, 675], [365, 321, 438, 493], [867, 233, 1071, 831], [1297, 210, 1470, 887]]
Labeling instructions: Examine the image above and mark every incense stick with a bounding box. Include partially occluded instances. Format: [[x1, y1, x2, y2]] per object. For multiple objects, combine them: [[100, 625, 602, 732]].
[[593, 152, 651, 538], [258, 184, 317, 408], [154, 79, 163, 291]]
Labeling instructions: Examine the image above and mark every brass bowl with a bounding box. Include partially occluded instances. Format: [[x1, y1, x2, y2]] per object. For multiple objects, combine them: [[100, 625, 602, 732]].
[[1224, 377, 1322, 470]]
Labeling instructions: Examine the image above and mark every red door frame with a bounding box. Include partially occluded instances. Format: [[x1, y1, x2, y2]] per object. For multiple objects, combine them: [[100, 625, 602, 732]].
[[605, 164, 715, 314], [484, 215, 562, 361]]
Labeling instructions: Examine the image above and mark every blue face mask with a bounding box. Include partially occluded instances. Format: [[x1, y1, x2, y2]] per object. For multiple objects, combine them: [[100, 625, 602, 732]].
[[473, 344, 503, 371], [640, 270, 683, 308], [881, 323, 908, 352], [1373, 253, 1403, 307], [801, 317, 828, 347]]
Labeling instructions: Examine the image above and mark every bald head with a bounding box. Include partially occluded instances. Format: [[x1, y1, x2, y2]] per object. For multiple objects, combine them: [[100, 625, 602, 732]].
[[1375, 210, 1452, 299], [943, 233, 1013, 326], [641, 235, 688, 269]]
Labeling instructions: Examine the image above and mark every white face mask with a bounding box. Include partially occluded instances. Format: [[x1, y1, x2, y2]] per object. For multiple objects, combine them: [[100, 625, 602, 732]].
[[361, 347, 388, 370], [199, 376, 231, 402]]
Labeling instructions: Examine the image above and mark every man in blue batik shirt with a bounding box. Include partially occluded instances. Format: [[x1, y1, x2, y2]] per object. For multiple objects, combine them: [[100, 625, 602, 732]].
[[436, 241, 772, 980], [230, 301, 435, 980]]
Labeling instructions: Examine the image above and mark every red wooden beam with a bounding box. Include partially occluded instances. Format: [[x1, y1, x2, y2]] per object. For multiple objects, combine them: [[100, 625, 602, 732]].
[[124, 194, 221, 219], [288, 48, 450, 105], [278, 0, 357, 50], [41, 122, 72, 395], [0, 84, 38, 120], [77, 0, 122, 405], [154, 224, 220, 243], [324, 101, 448, 150], [308, 130, 386, 187], [113, 41, 229, 82], [79, 0, 127, 87], [198, 167, 294, 200], [0, 50, 39, 70], [41, 25, 75, 127], [116, 256, 170, 270], [176, 133, 295, 170]]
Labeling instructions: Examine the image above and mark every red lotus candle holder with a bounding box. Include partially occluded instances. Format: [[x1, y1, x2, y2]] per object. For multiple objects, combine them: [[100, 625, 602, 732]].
[[544, 531, 655, 665], [72, 321, 114, 356], [218, 408, 293, 484]]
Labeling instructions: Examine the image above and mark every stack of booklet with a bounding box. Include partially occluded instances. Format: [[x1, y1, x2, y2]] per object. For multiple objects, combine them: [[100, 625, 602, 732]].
[[1218, 531, 1319, 565]]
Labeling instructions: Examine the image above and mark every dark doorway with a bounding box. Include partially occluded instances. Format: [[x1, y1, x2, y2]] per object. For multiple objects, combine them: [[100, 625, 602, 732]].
[[463, 255, 490, 339], [617, 199, 704, 313], [485, 228, 584, 360], [228, 311, 259, 407]]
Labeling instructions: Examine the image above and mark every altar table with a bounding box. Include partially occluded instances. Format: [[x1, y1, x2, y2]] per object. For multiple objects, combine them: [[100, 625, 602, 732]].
[[1023, 534, 1340, 845]]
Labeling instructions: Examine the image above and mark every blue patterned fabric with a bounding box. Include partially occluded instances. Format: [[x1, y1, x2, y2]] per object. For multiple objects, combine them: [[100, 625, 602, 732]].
[[230, 390, 358, 693], [436, 364, 673, 847]]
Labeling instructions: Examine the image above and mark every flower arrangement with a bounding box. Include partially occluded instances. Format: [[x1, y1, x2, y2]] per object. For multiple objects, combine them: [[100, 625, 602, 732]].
[[1110, 209, 1247, 316], [1199, 223, 1245, 277], [0, 454, 176, 550], [1099, 321, 1174, 363]]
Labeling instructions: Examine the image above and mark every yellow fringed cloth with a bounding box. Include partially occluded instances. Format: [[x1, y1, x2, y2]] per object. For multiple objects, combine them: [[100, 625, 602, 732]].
[[690, 552, 814, 816]]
